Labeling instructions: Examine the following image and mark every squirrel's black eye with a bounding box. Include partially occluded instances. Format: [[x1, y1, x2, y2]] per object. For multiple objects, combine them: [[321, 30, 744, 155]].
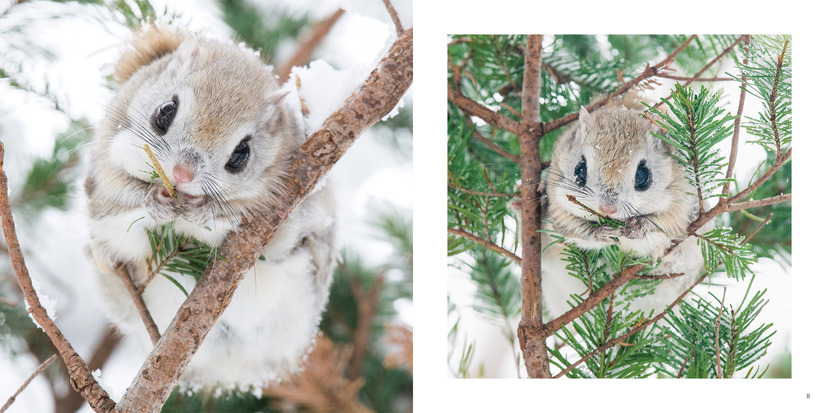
[[153, 95, 178, 135], [225, 136, 251, 173], [635, 160, 652, 191], [574, 156, 587, 187]]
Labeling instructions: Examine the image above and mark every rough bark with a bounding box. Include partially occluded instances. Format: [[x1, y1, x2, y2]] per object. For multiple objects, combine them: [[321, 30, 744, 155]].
[[515, 34, 551, 378]]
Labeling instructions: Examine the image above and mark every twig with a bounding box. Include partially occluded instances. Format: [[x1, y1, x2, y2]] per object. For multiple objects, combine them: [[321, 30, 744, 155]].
[[448, 182, 516, 198], [381, 0, 404, 36], [349, 275, 384, 380], [448, 226, 521, 264], [0, 354, 58, 413], [722, 36, 751, 196], [540, 35, 698, 134], [0, 142, 116, 412], [448, 87, 521, 136], [656, 74, 734, 82], [274, 9, 345, 82], [462, 117, 520, 163], [727, 193, 791, 212], [114, 263, 160, 345], [114, 28, 413, 413], [515, 35, 550, 378], [715, 287, 727, 378], [552, 267, 710, 378]]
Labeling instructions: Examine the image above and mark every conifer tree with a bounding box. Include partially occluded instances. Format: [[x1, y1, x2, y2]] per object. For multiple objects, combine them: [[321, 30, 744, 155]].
[[448, 34, 791, 379]]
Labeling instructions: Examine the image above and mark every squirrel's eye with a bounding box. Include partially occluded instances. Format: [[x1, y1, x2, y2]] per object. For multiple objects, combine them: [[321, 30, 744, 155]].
[[574, 156, 587, 187], [225, 136, 251, 173], [153, 95, 178, 135], [635, 160, 652, 191]]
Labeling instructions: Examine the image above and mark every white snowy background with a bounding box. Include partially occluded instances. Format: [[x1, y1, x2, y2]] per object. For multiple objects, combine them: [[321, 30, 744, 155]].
[[0, 0, 411, 411]]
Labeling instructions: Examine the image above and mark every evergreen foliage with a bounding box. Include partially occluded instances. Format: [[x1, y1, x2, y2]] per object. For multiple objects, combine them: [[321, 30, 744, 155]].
[[448, 34, 791, 379], [646, 84, 736, 203]]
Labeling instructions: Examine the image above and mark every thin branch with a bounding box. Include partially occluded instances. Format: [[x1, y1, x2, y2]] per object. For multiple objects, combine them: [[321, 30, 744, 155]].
[[448, 182, 516, 198], [722, 36, 751, 196], [540, 35, 698, 134], [274, 9, 345, 82], [715, 287, 727, 378], [656, 74, 735, 82], [114, 263, 160, 345], [0, 142, 115, 412], [348, 274, 384, 380], [448, 87, 521, 136], [462, 117, 520, 163], [727, 193, 791, 212], [688, 148, 791, 235], [448, 226, 521, 264], [0, 354, 58, 413], [552, 267, 711, 378], [683, 36, 745, 88], [381, 0, 404, 36], [114, 28, 413, 413]]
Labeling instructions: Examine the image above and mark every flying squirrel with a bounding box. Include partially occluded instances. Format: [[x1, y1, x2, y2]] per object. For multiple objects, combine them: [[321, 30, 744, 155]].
[[538, 93, 709, 317], [84, 25, 336, 389]]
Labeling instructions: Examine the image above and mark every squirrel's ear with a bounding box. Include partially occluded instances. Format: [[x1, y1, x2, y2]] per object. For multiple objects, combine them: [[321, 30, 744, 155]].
[[576, 105, 593, 139], [263, 89, 297, 134], [165, 35, 200, 75], [114, 26, 185, 83]]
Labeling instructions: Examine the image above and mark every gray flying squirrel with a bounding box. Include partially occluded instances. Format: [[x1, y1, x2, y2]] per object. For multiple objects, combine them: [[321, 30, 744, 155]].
[[538, 94, 708, 317], [84, 26, 336, 389]]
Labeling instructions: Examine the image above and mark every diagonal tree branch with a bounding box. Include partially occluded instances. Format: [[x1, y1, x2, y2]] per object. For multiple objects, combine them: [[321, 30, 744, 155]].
[[0, 143, 117, 413], [114, 28, 413, 413]]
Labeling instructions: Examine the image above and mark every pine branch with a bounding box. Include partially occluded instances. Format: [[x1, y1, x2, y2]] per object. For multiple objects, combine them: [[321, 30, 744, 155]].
[[448, 226, 521, 264], [114, 28, 412, 412], [114, 262, 160, 344], [515, 34, 550, 378], [0, 142, 116, 412]]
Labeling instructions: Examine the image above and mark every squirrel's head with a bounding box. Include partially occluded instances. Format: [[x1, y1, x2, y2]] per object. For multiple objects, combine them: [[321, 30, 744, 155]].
[[546, 104, 685, 221], [97, 26, 303, 224]]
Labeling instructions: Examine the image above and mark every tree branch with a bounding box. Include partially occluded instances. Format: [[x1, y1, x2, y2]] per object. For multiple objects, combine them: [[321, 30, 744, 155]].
[[722, 35, 751, 196], [0, 142, 116, 412], [381, 0, 404, 36], [447, 227, 521, 264], [448, 87, 521, 136], [540, 35, 698, 134], [274, 9, 345, 82], [114, 28, 412, 413], [727, 193, 791, 212], [1, 354, 58, 413], [114, 263, 160, 345], [515, 34, 550, 378]]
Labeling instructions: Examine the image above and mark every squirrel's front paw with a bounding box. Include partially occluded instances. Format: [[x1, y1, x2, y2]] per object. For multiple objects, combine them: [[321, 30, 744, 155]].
[[621, 216, 646, 239], [145, 184, 178, 222], [593, 226, 622, 243]]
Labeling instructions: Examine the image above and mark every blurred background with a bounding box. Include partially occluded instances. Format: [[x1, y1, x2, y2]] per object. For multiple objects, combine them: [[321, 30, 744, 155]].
[[0, 0, 412, 412]]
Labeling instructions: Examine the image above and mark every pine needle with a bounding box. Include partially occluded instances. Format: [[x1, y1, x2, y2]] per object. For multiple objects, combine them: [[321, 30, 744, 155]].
[[142, 144, 175, 198]]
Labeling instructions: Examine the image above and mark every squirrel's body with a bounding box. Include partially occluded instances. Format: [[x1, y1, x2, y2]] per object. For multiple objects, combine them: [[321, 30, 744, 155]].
[[85, 27, 336, 388], [540, 96, 706, 316]]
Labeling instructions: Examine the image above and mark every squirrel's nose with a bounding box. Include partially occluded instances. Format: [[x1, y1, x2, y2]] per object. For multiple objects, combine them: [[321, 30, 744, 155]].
[[599, 203, 617, 216], [173, 164, 194, 184]]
